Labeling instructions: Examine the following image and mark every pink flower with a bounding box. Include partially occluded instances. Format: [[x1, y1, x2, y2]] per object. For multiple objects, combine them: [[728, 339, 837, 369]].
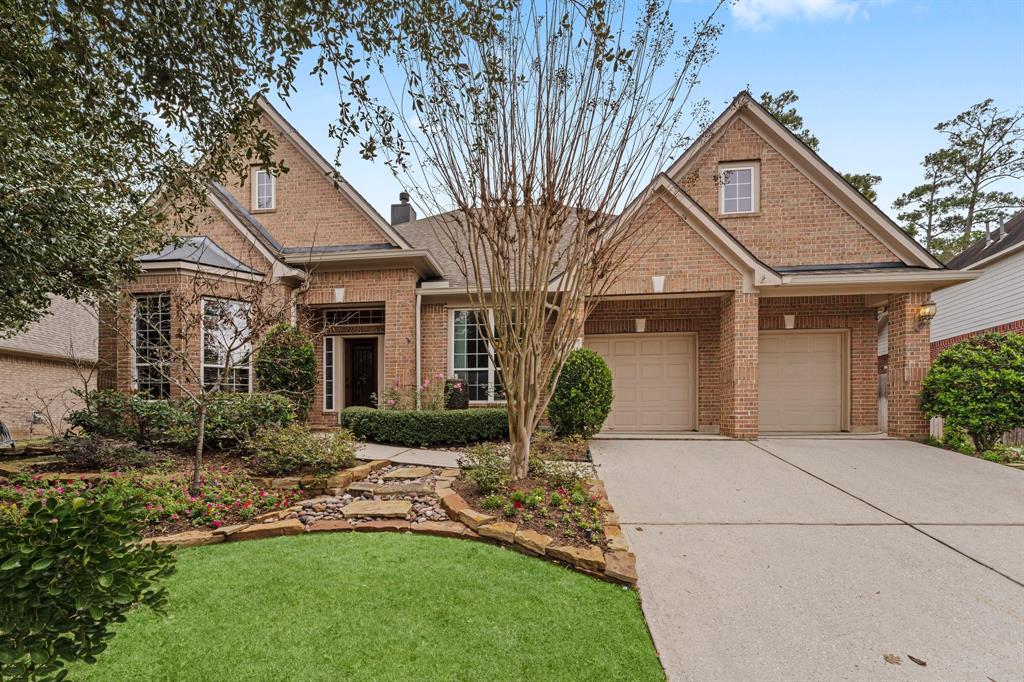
[[386, 399, 395, 406], [423, 379, 431, 387], [435, 372, 444, 379], [454, 382, 463, 389], [211, 520, 222, 529]]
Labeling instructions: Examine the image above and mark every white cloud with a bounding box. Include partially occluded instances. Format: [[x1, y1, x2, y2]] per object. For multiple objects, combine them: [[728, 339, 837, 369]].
[[730, 0, 874, 31]]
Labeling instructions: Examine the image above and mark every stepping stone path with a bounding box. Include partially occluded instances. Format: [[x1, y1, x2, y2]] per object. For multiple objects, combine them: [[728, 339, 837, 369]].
[[284, 463, 456, 527]]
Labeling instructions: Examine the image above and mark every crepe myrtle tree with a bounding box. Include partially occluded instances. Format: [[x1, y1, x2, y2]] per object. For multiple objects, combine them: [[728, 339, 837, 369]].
[[99, 267, 293, 495], [378, 0, 725, 478], [1, 0, 508, 336]]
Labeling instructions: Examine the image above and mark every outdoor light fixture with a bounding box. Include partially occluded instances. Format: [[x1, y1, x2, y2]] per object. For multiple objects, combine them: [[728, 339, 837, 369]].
[[651, 275, 665, 294], [783, 314, 796, 330], [917, 300, 937, 328], [635, 318, 646, 333]]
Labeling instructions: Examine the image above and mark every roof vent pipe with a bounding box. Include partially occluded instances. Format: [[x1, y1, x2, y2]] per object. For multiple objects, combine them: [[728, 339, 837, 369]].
[[985, 220, 992, 246], [391, 191, 417, 226]]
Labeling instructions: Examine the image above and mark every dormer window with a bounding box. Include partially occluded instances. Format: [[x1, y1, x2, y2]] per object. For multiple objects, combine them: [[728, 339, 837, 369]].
[[719, 161, 759, 215], [252, 168, 275, 210]]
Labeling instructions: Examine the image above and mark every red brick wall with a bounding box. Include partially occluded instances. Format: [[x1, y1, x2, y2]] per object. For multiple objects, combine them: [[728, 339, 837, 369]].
[[675, 117, 898, 267], [0, 352, 94, 438], [760, 295, 877, 431], [585, 297, 721, 428], [222, 114, 395, 248], [886, 292, 932, 438], [608, 198, 743, 295], [421, 302, 449, 382], [719, 292, 759, 438], [930, 318, 1024, 359]]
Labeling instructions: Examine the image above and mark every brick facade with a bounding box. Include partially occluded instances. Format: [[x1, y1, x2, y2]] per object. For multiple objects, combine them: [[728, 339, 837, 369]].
[[0, 353, 94, 438], [675, 118, 898, 267], [886, 292, 932, 438], [718, 292, 759, 438]]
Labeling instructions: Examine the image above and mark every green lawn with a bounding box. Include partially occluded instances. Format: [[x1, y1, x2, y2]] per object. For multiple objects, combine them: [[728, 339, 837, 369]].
[[71, 533, 663, 681]]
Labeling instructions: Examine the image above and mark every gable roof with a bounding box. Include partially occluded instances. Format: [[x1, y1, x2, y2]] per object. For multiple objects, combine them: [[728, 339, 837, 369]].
[[254, 96, 413, 250], [138, 236, 263, 275], [665, 91, 944, 270], [946, 210, 1024, 270]]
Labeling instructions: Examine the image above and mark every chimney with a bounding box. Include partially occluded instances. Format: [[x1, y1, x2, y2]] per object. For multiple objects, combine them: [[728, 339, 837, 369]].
[[390, 191, 416, 225]]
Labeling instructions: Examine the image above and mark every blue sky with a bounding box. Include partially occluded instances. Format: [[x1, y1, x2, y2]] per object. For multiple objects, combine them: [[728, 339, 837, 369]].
[[268, 0, 1024, 222]]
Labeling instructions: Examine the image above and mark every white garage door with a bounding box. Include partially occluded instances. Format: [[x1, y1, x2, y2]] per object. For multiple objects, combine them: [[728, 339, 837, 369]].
[[759, 331, 845, 432], [584, 334, 696, 432]]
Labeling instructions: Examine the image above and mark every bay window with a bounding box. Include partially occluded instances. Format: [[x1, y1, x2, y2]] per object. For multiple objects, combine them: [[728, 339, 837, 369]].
[[202, 298, 252, 393], [133, 294, 171, 399]]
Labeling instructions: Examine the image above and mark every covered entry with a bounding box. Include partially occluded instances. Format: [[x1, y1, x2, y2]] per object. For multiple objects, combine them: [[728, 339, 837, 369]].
[[758, 330, 847, 432], [584, 333, 697, 432]]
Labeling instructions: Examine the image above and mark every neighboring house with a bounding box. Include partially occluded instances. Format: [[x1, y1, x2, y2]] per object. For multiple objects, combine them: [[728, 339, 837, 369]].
[[98, 92, 976, 439], [0, 296, 98, 438]]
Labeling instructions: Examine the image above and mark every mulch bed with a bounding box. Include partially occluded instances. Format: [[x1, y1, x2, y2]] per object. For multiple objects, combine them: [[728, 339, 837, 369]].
[[452, 477, 608, 550]]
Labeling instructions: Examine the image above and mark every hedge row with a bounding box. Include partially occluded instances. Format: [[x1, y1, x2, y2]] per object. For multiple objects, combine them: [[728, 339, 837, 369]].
[[340, 407, 508, 447]]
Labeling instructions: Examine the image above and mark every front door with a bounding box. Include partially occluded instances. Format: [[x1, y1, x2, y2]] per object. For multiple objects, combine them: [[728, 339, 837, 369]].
[[345, 339, 378, 408]]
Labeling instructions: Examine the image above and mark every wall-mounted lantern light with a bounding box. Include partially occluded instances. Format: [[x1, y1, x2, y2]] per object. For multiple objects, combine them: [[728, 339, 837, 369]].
[[635, 318, 646, 333], [783, 314, 796, 330], [651, 275, 665, 294], [917, 300, 937, 329]]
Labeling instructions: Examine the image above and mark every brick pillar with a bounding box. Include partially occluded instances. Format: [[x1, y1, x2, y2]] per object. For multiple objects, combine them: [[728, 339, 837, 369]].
[[887, 292, 932, 438], [384, 285, 417, 391], [720, 291, 759, 438]]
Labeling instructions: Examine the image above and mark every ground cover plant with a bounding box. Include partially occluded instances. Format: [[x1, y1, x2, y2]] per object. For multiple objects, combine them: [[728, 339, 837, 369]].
[[67, 533, 664, 681], [455, 442, 605, 548], [0, 468, 297, 535]]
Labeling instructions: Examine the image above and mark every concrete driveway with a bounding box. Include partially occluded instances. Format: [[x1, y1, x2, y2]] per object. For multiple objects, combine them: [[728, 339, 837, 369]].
[[590, 438, 1024, 681]]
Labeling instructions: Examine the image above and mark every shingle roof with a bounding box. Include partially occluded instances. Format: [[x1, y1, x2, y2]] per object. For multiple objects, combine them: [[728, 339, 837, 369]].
[[138, 236, 262, 275], [946, 211, 1024, 269]]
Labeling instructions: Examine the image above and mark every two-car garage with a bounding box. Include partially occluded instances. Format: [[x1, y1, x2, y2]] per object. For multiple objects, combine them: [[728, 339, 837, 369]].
[[584, 330, 847, 434]]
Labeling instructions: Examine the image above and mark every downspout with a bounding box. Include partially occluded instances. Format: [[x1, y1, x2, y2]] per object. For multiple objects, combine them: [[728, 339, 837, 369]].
[[415, 289, 422, 410]]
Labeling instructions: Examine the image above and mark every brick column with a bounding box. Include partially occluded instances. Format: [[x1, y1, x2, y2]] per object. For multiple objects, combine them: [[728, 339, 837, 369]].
[[719, 291, 759, 438], [887, 292, 931, 439]]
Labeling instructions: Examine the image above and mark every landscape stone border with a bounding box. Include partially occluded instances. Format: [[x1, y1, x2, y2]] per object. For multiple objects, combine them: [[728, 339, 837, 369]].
[[144, 461, 638, 585]]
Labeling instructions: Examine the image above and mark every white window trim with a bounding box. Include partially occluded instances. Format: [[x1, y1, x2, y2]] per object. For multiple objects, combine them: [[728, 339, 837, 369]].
[[323, 337, 336, 412], [718, 161, 760, 215], [131, 293, 171, 400], [251, 168, 275, 211], [200, 297, 253, 394], [448, 308, 505, 404]]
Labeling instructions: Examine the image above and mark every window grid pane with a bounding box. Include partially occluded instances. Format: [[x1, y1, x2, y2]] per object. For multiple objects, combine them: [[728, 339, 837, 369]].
[[256, 170, 273, 209], [722, 167, 754, 214], [134, 294, 171, 399], [324, 338, 335, 411], [202, 298, 251, 393], [452, 309, 503, 401]]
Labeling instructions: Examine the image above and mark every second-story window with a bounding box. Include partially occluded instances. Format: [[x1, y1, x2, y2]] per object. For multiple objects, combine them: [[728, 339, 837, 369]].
[[719, 161, 759, 215], [253, 168, 275, 210]]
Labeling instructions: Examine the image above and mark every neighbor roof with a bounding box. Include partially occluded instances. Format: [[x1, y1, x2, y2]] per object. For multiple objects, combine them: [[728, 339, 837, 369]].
[[945, 211, 1024, 270], [138, 236, 262, 275]]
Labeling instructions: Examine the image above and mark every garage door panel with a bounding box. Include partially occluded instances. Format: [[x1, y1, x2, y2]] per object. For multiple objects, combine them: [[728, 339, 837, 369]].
[[585, 334, 695, 432], [759, 331, 843, 432]]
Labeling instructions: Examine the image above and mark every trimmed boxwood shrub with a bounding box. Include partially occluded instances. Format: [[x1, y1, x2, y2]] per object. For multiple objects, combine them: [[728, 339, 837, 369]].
[[243, 425, 358, 478], [253, 324, 317, 420], [171, 393, 297, 450], [547, 348, 613, 438], [341, 407, 508, 446], [921, 331, 1024, 452]]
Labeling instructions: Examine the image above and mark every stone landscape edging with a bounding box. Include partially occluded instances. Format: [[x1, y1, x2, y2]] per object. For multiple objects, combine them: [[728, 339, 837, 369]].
[[146, 460, 638, 585]]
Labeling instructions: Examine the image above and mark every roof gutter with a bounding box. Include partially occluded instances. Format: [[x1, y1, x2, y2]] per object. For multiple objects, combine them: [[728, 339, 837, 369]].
[[283, 249, 444, 279]]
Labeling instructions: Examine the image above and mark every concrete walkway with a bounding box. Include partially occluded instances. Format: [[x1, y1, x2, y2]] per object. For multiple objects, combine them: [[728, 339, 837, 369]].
[[356, 442, 461, 468], [591, 438, 1024, 681]]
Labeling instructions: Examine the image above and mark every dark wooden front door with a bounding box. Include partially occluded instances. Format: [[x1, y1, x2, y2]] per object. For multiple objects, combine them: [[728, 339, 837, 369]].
[[345, 339, 378, 408]]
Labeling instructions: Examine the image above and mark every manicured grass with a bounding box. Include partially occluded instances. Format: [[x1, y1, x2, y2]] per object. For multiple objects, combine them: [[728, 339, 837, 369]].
[[71, 533, 663, 681]]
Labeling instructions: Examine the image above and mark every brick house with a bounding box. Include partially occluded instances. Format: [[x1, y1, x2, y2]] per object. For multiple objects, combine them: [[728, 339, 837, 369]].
[[98, 91, 976, 439], [0, 296, 98, 438]]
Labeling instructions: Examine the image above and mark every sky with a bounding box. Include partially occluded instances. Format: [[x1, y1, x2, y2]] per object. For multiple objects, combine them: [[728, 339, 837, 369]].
[[266, 0, 1024, 222]]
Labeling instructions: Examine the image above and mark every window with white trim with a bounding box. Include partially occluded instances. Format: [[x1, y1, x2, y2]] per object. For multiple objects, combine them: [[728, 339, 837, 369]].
[[201, 298, 252, 393], [253, 168, 275, 210], [719, 162, 759, 214], [324, 337, 335, 411], [134, 294, 171, 399], [452, 309, 503, 402]]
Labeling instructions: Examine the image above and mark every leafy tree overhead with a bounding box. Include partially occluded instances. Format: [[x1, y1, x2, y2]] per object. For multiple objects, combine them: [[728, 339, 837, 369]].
[[892, 151, 959, 253], [0, 0, 505, 337], [757, 89, 881, 202]]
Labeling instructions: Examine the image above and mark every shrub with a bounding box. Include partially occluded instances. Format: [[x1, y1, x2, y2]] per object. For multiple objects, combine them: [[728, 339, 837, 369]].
[[0, 496, 175, 681], [547, 348, 613, 438], [244, 425, 358, 478], [171, 393, 297, 450], [458, 442, 509, 494], [445, 379, 470, 410], [253, 325, 317, 420], [921, 332, 1024, 452], [68, 391, 181, 446], [340, 407, 508, 446], [57, 435, 155, 471]]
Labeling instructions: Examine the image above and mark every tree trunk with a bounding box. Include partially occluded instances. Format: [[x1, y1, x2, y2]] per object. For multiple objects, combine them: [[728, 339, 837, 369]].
[[190, 401, 207, 496], [508, 416, 531, 481]]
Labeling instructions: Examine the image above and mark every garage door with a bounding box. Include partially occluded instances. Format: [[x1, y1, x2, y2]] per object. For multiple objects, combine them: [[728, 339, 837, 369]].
[[759, 331, 844, 432], [584, 334, 696, 432]]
